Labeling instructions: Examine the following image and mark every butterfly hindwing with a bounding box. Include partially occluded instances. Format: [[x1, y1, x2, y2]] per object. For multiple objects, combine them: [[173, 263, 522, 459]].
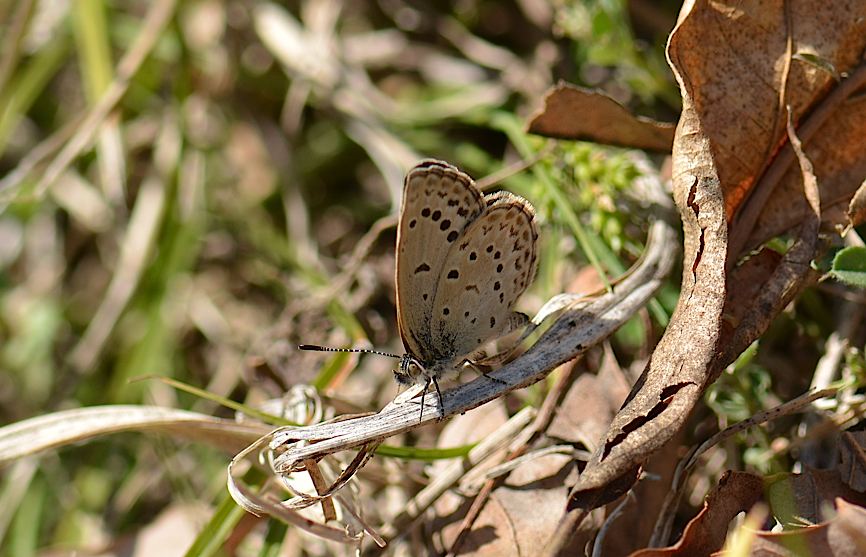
[[430, 191, 538, 362]]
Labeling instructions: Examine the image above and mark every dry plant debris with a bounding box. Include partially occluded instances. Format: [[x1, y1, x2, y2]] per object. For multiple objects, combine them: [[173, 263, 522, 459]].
[[1, 1, 866, 556]]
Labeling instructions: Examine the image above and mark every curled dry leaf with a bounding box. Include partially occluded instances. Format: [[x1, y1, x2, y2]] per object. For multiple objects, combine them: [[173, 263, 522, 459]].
[[556, 2, 866, 533], [0, 405, 271, 465], [527, 82, 676, 152], [715, 109, 823, 369], [564, 74, 728, 516]]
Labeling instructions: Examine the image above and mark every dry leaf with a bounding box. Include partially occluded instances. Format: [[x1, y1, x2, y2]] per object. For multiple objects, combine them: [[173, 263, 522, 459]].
[[634, 468, 866, 557], [746, 499, 866, 557], [547, 349, 632, 450], [839, 430, 866, 492], [433, 453, 580, 556], [766, 468, 866, 527], [629, 471, 764, 557], [0, 405, 270, 465], [668, 4, 866, 231], [846, 179, 866, 230], [559, 2, 866, 527], [528, 82, 676, 152]]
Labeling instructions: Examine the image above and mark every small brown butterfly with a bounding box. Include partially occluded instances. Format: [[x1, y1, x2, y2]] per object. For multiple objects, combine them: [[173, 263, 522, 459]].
[[301, 160, 538, 420]]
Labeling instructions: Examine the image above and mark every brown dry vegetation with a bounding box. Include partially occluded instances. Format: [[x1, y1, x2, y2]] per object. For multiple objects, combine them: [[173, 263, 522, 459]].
[[1, 1, 866, 556]]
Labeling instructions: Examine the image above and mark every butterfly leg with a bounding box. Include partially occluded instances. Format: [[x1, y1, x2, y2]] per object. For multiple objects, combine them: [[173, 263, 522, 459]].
[[431, 375, 445, 420], [463, 359, 508, 385], [418, 376, 444, 421], [419, 377, 430, 423]]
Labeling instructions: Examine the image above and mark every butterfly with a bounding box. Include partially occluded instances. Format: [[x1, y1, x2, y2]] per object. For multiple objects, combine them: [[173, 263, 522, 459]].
[[301, 160, 538, 420]]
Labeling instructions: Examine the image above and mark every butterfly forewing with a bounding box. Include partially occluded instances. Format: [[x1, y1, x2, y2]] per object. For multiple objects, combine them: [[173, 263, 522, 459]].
[[430, 191, 538, 361], [395, 161, 484, 363]]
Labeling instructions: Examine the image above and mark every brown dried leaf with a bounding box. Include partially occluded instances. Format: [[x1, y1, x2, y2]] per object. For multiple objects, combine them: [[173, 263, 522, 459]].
[[668, 3, 866, 219], [434, 453, 580, 556], [846, 179, 866, 230], [839, 431, 866, 492], [547, 349, 632, 449], [564, 4, 730, 511], [680, 2, 866, 255], [634, 468, 866, 557], [766, 468, 866, 527], [527, 82, 676, 151], [714, 111, 823, 371], [559, 2, 866, 525], [629, 471, 765, 557], [746, 499, 866, 557]]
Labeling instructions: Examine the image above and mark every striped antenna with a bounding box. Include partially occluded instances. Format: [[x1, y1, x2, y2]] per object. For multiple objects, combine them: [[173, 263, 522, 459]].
[[300, 344, 440, 422], [298, 344, 403, 360]]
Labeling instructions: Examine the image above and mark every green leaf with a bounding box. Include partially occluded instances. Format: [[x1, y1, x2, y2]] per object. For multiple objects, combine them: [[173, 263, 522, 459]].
[[185, 490, 248, 557], [830, 246, 866, 288], [375, 443, 474, 460]]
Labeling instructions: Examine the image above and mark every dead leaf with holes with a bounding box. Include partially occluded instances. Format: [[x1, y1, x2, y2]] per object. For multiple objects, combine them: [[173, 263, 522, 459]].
[[529, 2, 866, 549]]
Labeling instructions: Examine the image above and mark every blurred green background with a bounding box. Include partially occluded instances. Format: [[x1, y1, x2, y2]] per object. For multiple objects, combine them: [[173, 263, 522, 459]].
[[0, 0, 693, 554]]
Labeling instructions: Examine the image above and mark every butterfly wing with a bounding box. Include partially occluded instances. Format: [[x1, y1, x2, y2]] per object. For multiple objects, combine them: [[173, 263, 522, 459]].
[[429, 191, 538, 363], [395, 160, 484, 363]]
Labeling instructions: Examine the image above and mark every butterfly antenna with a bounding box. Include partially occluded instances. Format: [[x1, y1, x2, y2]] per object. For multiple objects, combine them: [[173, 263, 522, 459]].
[[298, 344, 403, 360]]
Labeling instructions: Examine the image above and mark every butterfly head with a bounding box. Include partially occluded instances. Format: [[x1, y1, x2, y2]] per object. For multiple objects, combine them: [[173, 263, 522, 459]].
[[394, 354, 426, 386]]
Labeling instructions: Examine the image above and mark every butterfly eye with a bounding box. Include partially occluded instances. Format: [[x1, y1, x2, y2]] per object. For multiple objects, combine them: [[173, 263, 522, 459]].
[[405, 359, 423, 376]]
